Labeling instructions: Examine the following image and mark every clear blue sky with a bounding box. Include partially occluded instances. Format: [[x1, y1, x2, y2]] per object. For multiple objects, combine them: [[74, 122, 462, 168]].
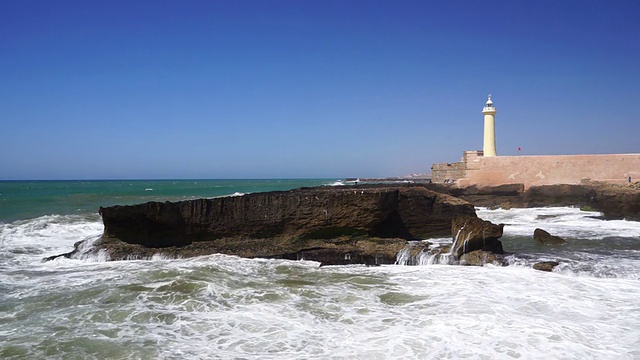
[[1, 0, 639, 180]]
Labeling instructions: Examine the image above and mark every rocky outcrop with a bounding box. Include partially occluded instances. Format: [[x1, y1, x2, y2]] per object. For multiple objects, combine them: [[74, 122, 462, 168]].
[[533, 228, 566, 244], [584, 183, 640, 221], [67, 185, 477, 265], [450, 214, 505, 258], [426, 182, 640, 221]]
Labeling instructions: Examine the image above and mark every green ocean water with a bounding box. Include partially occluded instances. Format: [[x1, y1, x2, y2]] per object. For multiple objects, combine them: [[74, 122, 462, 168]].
[[0, 179, 340, 222]]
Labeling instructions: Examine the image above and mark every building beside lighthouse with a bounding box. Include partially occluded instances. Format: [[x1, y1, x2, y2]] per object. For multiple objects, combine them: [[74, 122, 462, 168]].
[[431, 95, 640, 189]]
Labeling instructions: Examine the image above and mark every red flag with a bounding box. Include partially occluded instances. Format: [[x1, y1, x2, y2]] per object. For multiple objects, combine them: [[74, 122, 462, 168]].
[[518, 147, 521, 151]]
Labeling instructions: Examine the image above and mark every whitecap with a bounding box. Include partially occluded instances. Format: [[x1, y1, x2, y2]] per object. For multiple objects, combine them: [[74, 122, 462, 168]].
[[477, 206, 640, 240], [0, 214, 103, 265], [208, 192, 246, 199], [326, 180, 345, 186]]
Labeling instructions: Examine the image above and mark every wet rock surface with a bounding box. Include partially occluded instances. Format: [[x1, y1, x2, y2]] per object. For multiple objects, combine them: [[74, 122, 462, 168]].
[[533, 261, 560, 272], [533, 228, 567, 244], [450, 214, 505, 258], [459, 250, 506, 266]]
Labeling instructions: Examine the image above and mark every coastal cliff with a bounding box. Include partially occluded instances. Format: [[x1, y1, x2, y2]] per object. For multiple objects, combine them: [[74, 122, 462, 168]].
[[48, 182, 636, 265], [80, 185, 477, 264]]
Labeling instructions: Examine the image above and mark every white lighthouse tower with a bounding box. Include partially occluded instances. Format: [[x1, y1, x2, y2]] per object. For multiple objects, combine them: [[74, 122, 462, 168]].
[[482, 94, 497, 157]]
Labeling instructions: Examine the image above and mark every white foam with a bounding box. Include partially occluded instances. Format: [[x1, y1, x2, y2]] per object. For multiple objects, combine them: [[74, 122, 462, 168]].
[[209, 192, 246, 199], [474, 206, 640, 279], [477, 206, 640, 240], [2, 252, 640, 358], [2, 208, 640, 358], [395, 240, 453, 266], [0, 214, 104, 265]]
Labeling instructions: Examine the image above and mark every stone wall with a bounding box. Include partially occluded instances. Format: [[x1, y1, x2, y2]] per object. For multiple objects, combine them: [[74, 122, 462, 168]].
[[431, 162, 467, 183], [431, 150, 483, 183], [456, 153, 640, 189]]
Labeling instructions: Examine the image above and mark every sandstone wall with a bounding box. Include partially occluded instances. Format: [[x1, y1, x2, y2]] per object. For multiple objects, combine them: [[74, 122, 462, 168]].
[[431, 162, 467, 183], [457, 154, 640, 189], [431, 151, 485, 183]]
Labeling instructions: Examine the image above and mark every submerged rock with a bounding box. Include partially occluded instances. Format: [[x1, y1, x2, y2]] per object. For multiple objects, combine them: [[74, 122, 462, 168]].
[[533, 228, 566, 244], [533, 261, 560, 272], [450, 215, 505, 258], [459, 250, 506, 266], [55, 185, 477, 264]]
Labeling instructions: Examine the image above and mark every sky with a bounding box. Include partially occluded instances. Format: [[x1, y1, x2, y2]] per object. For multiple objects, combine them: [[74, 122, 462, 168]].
[[1, 0, 639, 180]]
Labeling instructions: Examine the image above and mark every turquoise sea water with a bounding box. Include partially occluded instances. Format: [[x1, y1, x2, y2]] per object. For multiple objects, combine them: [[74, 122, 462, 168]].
[[0, 179, 339, 223]]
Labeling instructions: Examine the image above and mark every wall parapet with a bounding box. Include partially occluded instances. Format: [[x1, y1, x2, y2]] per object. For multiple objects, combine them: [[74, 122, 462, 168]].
[[431, 150, 483, 184], [457, 153, 640, 189]]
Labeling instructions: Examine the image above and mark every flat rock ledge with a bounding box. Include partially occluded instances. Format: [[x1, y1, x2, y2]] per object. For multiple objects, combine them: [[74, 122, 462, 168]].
[[427, 182, 640, 221], [52, 185, 477, 265]]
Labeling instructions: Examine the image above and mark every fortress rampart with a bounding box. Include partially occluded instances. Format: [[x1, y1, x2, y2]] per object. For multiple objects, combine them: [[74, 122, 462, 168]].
[[431, 96, 639, 189], [432, 153, 640, 189]]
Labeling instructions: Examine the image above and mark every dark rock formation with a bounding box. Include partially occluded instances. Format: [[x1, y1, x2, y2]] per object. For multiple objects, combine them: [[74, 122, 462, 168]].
[[426, 182, 640, 221], [65, 186, 476, 264], [533, 228, 566, 244], [584, 184, 640, 221], [450, 214, 505, 258], [533, 261, 560, 272]]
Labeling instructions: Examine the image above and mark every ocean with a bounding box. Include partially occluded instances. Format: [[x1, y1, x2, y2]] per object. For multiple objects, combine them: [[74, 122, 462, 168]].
[[1, 180, 639, 359]]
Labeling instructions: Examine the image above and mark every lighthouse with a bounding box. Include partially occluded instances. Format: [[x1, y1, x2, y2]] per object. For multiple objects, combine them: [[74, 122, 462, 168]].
[[482, 94, 497, 157]]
